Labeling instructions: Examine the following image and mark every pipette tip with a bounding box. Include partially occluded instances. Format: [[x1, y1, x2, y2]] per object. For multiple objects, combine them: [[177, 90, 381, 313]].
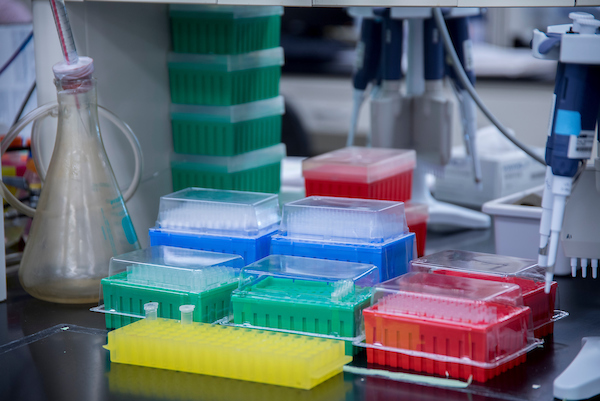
[[544, 272, 554, 294]]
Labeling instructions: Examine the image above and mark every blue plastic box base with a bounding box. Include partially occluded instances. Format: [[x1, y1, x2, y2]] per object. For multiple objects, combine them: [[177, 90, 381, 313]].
[[270, 233, 415, 282], [148, 229, 275, 264]]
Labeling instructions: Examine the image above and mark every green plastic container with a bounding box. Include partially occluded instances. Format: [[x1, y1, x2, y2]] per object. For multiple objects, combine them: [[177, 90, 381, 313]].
[[171, 143, 285, 193], [170, 5, 283, 55], [99, 246, 244, 330], [232, 277, 371, 334], [103, 273, 238, 330], [171, 96, 284, 156], [230, 255, 379, 355], [168, 48, 283, 106]]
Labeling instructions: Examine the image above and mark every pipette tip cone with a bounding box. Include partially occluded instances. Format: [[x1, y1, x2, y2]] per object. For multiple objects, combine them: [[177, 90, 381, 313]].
[[544, 272, 554, 294]]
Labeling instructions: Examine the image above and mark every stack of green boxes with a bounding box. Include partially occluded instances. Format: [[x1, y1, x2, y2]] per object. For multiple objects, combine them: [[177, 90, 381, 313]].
[[168, 5, 286, 193]]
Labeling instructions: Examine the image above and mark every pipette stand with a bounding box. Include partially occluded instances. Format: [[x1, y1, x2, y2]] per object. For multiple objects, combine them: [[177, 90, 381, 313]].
[[371, 7, 490, 231], [412, 165, 490, 231]]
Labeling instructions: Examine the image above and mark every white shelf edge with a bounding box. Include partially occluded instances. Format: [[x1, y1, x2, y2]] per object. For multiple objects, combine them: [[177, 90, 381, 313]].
[[70, 0, 595, 6], [458, 0, 574, 5]]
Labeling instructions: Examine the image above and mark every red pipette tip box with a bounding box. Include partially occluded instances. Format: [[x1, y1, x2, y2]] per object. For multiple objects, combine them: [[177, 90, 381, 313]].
[[302, 147, 416, 202], [363, 272, 534, 382], [410, 250, 558, 338], [405, 202, 428, 257]]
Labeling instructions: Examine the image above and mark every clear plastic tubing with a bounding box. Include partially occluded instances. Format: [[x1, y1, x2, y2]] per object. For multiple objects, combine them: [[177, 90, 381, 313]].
[[49, 0, 78, 64]]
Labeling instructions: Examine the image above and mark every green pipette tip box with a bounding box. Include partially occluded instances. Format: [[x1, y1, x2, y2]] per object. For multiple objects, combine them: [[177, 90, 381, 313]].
[[168, 48, 283, 106], [170, 144, 285, 193], [171, 97, 284, 156], [170, 5, 282, 55], [231, 255, 379, 355], [100, 246, 244, 330]]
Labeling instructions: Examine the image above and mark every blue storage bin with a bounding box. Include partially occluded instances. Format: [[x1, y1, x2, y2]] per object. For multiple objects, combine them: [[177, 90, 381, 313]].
[[149, 229, 275, 264], [270, 232, 415, 282]]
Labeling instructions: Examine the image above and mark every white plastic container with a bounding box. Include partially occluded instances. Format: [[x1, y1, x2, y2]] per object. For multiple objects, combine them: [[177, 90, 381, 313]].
[[482, 185, 570, 275], [434, 127, 546, 207]]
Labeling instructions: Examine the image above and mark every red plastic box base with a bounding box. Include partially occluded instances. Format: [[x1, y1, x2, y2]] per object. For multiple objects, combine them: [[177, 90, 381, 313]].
[[363, 299, 531, 383], [366, 349, 527, 383], [304, 170, 413, 202]]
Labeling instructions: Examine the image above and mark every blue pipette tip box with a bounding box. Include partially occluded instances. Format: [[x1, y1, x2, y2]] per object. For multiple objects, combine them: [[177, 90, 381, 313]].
[[149, 188, 281, 263], [271, 196, 415, 282]]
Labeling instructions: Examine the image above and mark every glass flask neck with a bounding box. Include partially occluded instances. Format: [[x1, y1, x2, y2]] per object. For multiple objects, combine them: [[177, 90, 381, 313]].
[[54, 77, 100, 141]]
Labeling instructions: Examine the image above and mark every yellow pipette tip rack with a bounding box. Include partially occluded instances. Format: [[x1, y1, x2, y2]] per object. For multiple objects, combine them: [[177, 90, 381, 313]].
[[104, 317, 352, 390]]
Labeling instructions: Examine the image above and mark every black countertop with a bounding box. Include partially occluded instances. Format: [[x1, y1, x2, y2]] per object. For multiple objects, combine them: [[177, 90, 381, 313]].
[[2, 228, 599, 401]]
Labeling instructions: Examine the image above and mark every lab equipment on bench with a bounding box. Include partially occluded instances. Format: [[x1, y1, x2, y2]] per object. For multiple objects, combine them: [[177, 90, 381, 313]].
[[355, 8, 489, 230], [0, 0, 143, 304], [359, 272, 540, 383], [271, 196, 415, 282], [531, 12, 600, 293], [149, 188, 280, 263], [104, 302, 351, 390], [227, 254, 379, 355], [404, 202, 428, 257], [347, 16, 381, 148], [302, 146, 416, 202], [96, 245, 244, 329], [482, 185, 571, 276], [410, 250, 565, 338], [554, 337, 600, 400], [434, 126, 546, 207]]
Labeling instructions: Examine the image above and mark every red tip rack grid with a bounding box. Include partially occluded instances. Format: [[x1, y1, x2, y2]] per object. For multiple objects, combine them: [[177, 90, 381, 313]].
[[302, 147, 416, 202], [359, 272, 541, 383], [410, 250, 565, 338]]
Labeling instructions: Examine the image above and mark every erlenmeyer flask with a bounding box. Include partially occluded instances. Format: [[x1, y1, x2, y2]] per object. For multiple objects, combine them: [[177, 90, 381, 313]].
[[18, 76, 140, 304]]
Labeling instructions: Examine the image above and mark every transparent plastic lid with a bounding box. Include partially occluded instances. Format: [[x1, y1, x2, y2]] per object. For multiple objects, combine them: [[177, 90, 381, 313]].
[[105, 246, 244, 294], [239, 254, 379, 291], [171, 96, 285, 124], [404, 202, 429, 226], [168, 47, 284, 72], [155, 188, 280, 237], [169, 5, 283, 19], [171, 143, 286, 173], [277, 196, 408, 244], [302, 147, 416, 184], [410, 250, 545, 282], [372, 272, 525, 311], [363, 272, 535, 368]]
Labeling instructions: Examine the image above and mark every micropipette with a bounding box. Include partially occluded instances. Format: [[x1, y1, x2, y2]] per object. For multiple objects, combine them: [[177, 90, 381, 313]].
[[348, 17, 382, 147], [445, 16, 482, 187]]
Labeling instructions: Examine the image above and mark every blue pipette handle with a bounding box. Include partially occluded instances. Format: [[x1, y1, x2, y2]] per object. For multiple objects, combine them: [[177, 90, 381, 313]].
[[445, 17, 475, 87], [551, 64, 600, 178], [353, 18, 383, 91], [424, 18, 444, 81], [544, 63, 566, 166], [380, 9, 403, 82]]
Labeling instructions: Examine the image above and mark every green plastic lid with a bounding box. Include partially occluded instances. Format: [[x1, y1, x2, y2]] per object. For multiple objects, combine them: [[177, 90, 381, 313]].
[[171, 96, 285, 123], [168, 47, 284, 72], [171, 143, 286, 173]]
